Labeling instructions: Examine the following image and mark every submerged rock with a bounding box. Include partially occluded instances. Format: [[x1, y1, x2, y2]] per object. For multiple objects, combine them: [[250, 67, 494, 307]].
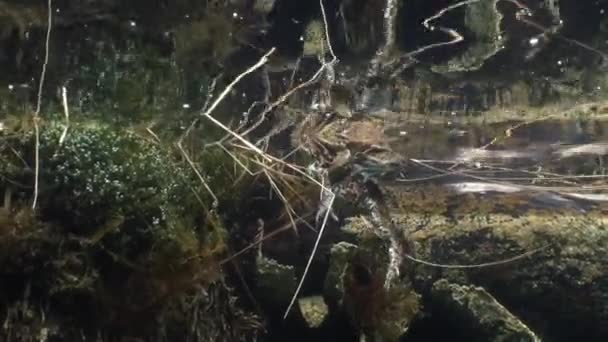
[[377, 181, 608, 341], [255, 254, 297, 309], [324, 241, 358, 309], [323, 218, 421, 341], [431, 279, 541, 342], [298, 295, 329, 328]]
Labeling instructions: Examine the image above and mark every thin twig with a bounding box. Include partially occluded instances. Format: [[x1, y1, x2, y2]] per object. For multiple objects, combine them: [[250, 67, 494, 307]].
[[59, 86, 70, 145], [403, 244, 550, 269], [283, 0, 337, 319], [239, 2, 339, 140], [32, 0, 53, 210], [201, 48, 277, 160], [283, 192, 334, 319]]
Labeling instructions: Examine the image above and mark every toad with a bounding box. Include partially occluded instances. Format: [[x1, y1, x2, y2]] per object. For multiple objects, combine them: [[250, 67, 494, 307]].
[[290, 113, 402, 173]]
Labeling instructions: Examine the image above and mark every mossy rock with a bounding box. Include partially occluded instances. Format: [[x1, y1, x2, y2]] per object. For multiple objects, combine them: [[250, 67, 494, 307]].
[[323, 217, 421, 341]]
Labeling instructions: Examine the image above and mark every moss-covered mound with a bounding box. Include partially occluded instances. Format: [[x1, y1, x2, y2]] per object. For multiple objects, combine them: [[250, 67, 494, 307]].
[[0, 119, 262, 341]]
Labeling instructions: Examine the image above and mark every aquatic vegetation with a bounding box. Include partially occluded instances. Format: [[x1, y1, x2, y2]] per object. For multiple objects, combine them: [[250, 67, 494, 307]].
[[0, 117, 263, 340]]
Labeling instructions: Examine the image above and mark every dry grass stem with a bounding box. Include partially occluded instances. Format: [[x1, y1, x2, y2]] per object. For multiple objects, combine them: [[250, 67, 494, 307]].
[[177, 141, 219, 207]]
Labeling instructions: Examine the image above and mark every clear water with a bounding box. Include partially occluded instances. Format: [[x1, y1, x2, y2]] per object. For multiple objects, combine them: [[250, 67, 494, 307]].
[[1, 0, 607, 341]]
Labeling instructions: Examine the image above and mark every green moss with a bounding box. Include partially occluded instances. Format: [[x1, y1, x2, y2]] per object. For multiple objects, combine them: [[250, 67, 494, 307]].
[[0, 118, 263, 339], [31, 122, 192, 227], [0, 117, 245, 278]]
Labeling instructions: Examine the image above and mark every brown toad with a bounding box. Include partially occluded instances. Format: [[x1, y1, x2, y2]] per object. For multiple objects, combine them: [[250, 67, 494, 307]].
[[290, 113, 400, 171]]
